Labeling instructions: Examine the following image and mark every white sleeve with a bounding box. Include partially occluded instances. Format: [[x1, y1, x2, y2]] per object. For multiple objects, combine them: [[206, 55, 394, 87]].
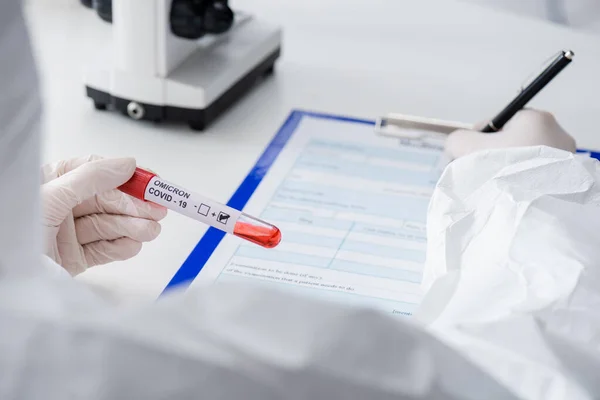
[[416, 146, 600, 400], [0, 271, 517, 400]]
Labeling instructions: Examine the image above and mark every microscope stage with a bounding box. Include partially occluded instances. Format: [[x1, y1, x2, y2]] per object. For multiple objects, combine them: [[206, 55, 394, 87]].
[[85, 17, 281, 130]]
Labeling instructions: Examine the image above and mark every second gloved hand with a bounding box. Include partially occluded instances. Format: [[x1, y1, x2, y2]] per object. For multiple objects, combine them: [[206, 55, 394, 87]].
[[445, 109, 577, 159], [42, 156, 167, 276]]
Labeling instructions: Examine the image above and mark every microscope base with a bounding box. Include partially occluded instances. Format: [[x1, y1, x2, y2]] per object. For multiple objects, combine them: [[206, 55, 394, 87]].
[[86, 47, 279, 131], [84, 13, 281, 131]]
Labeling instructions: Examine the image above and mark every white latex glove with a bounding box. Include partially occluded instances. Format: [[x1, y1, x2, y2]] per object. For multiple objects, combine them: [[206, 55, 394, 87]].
[[41, 155, 167, 276], [445, 109, 577, 159]]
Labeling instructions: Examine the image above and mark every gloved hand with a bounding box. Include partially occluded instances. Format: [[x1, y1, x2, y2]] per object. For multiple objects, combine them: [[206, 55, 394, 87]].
[[445, 109, 577, 159], [42, 155, 167, 276]]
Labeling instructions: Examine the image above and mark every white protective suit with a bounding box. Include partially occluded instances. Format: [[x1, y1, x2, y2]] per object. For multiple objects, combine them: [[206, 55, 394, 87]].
[[1, 2, 599, 399]]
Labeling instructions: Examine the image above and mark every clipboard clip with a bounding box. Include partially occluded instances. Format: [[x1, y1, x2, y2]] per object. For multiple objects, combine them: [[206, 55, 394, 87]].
[[375, 113, 473, 140]]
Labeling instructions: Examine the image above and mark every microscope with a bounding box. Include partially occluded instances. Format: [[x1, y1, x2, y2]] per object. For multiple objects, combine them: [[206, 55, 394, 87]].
[[83, 0, 281, 130]]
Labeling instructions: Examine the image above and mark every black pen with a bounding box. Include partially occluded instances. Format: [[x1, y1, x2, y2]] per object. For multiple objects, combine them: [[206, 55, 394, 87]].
[[481, 50, 574, 133]]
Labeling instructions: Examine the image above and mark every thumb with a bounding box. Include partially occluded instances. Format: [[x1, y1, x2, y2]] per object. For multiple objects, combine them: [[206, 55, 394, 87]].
[[42, 158, 137, 226]]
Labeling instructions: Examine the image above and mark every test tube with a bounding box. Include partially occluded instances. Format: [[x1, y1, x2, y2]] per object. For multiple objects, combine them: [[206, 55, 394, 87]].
[[118, 168, 281, 248]]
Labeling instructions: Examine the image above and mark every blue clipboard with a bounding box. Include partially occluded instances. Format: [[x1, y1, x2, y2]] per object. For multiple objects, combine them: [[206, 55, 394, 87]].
[[161, 109, 600, 295]]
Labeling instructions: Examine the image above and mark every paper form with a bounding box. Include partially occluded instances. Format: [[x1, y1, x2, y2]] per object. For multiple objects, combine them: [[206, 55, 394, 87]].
[[189, 115, 448, 316]]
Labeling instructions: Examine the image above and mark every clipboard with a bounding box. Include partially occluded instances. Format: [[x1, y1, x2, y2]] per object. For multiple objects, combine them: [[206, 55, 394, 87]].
[[161, 109, 600, 295]]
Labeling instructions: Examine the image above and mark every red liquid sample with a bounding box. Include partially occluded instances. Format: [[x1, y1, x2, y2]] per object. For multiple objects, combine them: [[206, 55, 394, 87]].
[[233, 221, 282, 249]]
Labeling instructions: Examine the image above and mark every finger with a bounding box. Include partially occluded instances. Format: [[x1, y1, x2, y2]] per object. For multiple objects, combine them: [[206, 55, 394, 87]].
[[445, 129, 507, 159], [54, 214, 87, 276], [473, 109, 552, 133], [472, 120, 489, 131], [75, 214, 162, 245], [504, 109, 576, 152], [504, 108, 555, 130], [83, 238, 143, 267], [42, 158, 137, 224], [42, 155, 104, 184], [73, 189, 168, 221]]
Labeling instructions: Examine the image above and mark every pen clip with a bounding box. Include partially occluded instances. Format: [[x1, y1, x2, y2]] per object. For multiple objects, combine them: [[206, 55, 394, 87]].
[[518, 50, 564, 93]]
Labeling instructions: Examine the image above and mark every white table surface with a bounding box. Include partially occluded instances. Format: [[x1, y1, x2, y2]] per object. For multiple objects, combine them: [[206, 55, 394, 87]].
[[24, 0, 600, 304]]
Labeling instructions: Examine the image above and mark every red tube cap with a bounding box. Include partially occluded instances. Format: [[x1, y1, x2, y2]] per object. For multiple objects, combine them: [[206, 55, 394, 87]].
[[118, 167, 156, 201]]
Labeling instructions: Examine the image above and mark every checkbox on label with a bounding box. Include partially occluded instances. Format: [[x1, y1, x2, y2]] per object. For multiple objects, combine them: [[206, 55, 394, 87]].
[[198, 204, 210, 216], [217, 212, 230, 224]]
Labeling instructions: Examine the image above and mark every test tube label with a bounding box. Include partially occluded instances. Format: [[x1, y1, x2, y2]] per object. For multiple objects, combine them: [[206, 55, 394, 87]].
[[144, 176, 241, 234]]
